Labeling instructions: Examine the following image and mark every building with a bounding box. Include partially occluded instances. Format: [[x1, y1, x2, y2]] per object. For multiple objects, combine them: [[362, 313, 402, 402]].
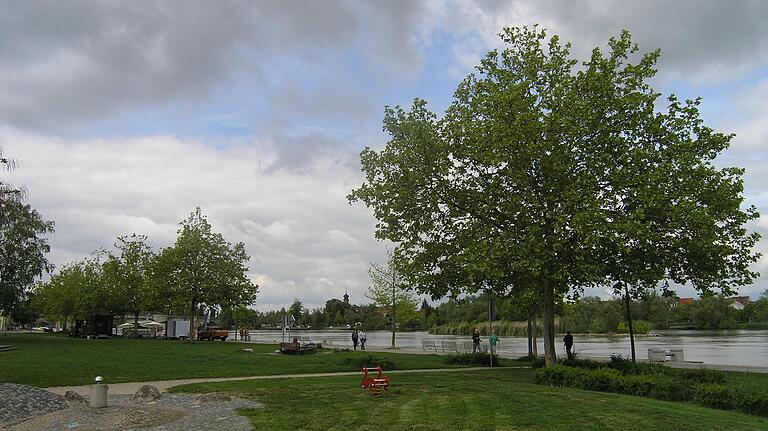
[[727, 296, 751, 310]]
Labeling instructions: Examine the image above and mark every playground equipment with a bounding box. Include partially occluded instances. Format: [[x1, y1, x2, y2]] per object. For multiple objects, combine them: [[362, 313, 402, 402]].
[[360, 366, 390, 396]]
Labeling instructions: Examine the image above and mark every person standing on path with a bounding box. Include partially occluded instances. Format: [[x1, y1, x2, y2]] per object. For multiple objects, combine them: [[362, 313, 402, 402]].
[[352, 329, 359, 350], [489, 331, 499, 356], [472, 328, 481, 353], [563, 330, 574, 359], [360, 330, 367, 350]]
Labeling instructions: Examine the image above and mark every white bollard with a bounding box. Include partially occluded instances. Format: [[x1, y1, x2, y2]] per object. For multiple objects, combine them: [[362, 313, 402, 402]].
[[90, 376, 109, 408]]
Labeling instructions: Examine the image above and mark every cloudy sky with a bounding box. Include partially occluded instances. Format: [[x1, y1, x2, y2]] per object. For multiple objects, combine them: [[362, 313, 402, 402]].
[[2, 0, 767, 310]]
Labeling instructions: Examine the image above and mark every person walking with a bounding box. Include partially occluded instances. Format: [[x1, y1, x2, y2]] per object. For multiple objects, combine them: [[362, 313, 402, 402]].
[[472, 328, 481, 353], [489, 331, 499, 356], [360, 330, 367, 350], [563, 330, 574, 359], [352, 329, 359, 350]]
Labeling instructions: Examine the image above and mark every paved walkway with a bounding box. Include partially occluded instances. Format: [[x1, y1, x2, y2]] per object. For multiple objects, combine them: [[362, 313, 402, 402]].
[[45, 366, 519, 396]]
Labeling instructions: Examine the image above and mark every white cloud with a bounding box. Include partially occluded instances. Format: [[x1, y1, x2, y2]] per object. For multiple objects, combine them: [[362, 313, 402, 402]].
[[1, 127, 385, 310]]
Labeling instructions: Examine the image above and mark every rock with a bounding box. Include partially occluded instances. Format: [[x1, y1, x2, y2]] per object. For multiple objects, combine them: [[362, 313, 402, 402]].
[[195, 392, 232, 403], [132, 385, 161, 401], [64, 390, 86, 405]]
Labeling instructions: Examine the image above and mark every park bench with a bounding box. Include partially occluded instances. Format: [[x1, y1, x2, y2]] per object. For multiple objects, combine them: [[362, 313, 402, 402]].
[[421, 340, 438, 351], [441, 341, 458, 352], [361, 366, 390, 396]]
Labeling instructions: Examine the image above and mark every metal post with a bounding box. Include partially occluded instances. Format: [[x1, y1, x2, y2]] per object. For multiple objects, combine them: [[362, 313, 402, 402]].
[[391, 269, 397, 349], [488, 298, 494, 367]]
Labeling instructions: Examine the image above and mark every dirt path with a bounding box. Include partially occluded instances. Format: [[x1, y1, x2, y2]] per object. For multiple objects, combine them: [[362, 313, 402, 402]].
[[45, 366, 522, 395]]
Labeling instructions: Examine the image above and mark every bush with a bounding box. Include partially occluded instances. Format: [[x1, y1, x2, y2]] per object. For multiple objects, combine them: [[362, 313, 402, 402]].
[[536, 361, 760, 417], [342, 354, 396, 370], [695, 384, 768, 417], [444, 352, 500, 367]]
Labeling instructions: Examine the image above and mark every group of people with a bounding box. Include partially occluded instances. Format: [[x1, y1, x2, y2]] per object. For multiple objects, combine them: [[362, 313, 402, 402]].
[[238, 328, 251, 341], [351, 329, 367, 350], [472, 327, 575, 359], [348, 327, 575, 358], [471, 328, 500, 354]]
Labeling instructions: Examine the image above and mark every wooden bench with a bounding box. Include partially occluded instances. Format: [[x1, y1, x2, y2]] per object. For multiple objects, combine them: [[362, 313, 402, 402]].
[[421, 340, 438, 351]]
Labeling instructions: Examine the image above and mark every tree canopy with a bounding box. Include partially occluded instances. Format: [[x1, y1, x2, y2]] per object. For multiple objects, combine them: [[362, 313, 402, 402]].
[[153, 207, 258, 339], [1, 146, 54, 312], [349, 27, 761, 365]]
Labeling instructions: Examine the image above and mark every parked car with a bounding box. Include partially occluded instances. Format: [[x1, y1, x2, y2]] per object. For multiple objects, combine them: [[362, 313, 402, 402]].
[[197, 326, 228, 341]]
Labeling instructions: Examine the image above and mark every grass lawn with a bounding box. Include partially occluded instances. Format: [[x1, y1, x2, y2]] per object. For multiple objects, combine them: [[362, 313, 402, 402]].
[[169, 368, 768, 431], [0, 333, 520, 387]]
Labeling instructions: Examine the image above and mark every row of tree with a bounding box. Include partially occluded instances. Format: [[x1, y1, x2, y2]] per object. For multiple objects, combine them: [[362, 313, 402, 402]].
[[33, 208, 258, 339], [349, 27, 762, 365]]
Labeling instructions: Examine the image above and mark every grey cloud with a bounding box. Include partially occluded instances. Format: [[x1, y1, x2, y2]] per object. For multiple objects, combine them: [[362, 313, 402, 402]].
[[449, 0, 768, 83], [0, 0, 422, 130]]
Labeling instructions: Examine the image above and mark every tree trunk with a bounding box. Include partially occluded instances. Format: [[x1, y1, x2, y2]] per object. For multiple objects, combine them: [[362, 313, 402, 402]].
[[542, 279, 558, 366], [624, 284, 636, 362], [133, 311, 140, 337], [527, 314, 533, 357]]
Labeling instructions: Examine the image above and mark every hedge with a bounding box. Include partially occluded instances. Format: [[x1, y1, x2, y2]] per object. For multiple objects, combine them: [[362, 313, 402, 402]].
[[536, 362, 767, 417]]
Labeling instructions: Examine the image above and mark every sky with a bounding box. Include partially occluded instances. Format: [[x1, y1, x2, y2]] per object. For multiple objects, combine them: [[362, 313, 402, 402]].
[[1, 0, 767, 310]]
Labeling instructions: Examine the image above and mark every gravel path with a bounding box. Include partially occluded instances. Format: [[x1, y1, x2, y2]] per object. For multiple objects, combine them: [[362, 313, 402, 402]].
[[0, 383, 68, 428], [5, 393, 261, 430]]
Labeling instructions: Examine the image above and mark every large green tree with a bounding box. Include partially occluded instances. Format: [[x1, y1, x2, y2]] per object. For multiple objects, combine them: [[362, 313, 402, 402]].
[[349, 27, 760, 365], [153, 208, 258, 340], [1, 146, 54, 314]]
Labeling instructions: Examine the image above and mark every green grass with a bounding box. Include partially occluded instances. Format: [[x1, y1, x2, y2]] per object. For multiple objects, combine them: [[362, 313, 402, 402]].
[[168, 368, 768, 430], [0, 333, 517, 387]]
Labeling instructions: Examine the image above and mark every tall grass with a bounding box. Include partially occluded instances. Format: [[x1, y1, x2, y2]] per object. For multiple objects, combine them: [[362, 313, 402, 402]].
[[429, 320, 558, 336]]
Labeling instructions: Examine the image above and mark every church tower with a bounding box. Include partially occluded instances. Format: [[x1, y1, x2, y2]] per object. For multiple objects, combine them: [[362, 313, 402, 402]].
[[343, 290, 349, 304]]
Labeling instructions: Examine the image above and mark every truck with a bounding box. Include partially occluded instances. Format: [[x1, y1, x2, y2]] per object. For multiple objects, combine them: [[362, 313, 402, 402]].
[[197, 325, 228, 341]]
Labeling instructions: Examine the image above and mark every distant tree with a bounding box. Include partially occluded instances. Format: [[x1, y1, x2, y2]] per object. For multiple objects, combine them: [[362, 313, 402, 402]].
[[33, 256, 103, 330], [11, 295, 39, 330], [152, 208, 258, 340], [288, 300, 305, 325], [102, 234, 156, 335], [367, 250, 419, 348], [690, 296, 738, 329]]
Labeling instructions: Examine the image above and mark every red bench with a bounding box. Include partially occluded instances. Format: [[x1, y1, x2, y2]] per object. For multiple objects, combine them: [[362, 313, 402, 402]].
[[361, 366, 390, 396]]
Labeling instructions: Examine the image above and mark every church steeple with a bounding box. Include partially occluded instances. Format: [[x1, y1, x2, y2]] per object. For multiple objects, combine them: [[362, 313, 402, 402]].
[[343, 290, 349, 304]]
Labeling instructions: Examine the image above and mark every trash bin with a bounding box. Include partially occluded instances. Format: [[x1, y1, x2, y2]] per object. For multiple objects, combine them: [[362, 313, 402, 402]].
[[90, 377, 108, 408], [669, 348, 684, 362]]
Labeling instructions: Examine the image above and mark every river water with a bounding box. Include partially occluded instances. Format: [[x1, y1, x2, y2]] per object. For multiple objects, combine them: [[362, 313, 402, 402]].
[[233, 329, 768, 367]]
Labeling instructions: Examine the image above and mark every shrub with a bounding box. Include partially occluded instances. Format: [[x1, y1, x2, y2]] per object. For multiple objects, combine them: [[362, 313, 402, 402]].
[[536, 364, 693, 399], [444, 352, 500, 367], [695, 384, 768, 417], [342, 354, 396, 370]]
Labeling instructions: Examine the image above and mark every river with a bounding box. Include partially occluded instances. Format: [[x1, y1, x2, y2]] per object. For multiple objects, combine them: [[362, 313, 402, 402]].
[[232, 329, 768, 367]]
